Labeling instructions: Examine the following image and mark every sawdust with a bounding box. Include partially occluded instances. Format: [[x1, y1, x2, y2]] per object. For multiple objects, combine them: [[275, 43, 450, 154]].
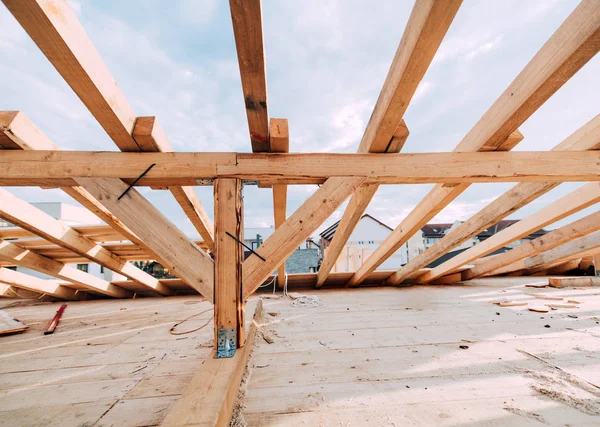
[[523, 369, 600, 416], [503, 406, 547, 424]]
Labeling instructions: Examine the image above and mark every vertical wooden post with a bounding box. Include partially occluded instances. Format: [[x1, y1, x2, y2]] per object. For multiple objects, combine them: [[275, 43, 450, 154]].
[[214, 178, 244, 354]]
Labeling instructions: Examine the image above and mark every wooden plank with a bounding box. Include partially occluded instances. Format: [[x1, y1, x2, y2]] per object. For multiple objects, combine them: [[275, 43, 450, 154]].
[[133, 117, 215, 249], [0, 188, 173, 296], [0, 267, 79, 300], [349, 0, 600, 286], [214, 178, 244, 348], [463, 202, 600, 280], [0, 224, 122, 241], [2, 0, 139, 151], [548, 276, 600, 288], [229, 0, 269, 152], [270, 118, 289, 289], [0, 240, 130, 298], [161, 299, 263, 426], [242, 177, 366, 299], [75, 177, 214, 302], [3, 150, 600, 185]]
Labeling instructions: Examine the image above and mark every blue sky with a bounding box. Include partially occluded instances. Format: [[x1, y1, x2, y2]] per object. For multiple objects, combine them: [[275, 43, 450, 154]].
[[1, 0, 599, 239]]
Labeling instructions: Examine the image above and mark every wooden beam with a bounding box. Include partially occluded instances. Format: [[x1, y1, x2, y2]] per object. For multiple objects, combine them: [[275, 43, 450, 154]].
[[386, 181, 554, 285], [548, 276, 600, 288], [133, 117, 215, 249], [229, 0, 269, 152], [464, 209, 600, 280], [422, 177, 600, 283], [348, 0, 600, 286], [2, 0, 140, 151], [0, 188, 173, 296], [0, 224, 126, 242], [214, 178, 244, 349], [0, 110, 163, 264], [3, 0, 214, 245], [0, 267, 79, 300], [358, 0, 461, 153], [3, 150, 600, 185], [491, 231, 600, 276], [270, 118, 289, 289], [0, 240, 130, 298], [242, 177, 366, 299], [161, 299, 263, 427], [317, 123, 409, 288], [399, 115, 600, 284], [0, 111, 57, 150], [75, 177, 215, 302]]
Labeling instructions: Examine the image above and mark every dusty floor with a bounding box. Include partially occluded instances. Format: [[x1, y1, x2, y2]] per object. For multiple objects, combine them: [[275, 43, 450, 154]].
[[1, 280, 599, 426], [240, 280, 600, 426], [0, 296, 214, 426]]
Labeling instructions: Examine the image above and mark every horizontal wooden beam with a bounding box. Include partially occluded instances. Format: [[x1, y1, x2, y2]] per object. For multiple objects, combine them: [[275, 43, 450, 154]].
[[0, 240, 130, 298], [0, 267, 79, 300], [2, 151, 600, 186]]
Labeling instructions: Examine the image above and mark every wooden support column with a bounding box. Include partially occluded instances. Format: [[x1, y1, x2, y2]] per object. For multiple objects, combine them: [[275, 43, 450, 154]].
[[214, 178, 244, 352], [270, 118, 289, 289]]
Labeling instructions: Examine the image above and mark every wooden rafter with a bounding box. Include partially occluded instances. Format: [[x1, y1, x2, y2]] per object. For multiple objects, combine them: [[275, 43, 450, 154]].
[[318, 0, 461, 287], [0, 267, 79, 300], [424, 181, 600, 283], [2, 0, 215, 250], [467, 214, 600, 279], [348, 0, 600, 287], [0, 188, 174, 296], [242, 177, 366, 299], [0, 239, 131, 298], [229, 0, 269, 151], [388, 115, 600, 285], [75, 178, 215, 302]]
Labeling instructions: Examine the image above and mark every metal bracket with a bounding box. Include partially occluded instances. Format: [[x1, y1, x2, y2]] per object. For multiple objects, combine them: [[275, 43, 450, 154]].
[[195, 179, 215, 186], [215, 328, 236, 358]]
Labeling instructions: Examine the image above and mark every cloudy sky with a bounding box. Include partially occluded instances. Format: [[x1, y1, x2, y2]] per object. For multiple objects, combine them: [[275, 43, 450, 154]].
[[1, 0, 599, 240]]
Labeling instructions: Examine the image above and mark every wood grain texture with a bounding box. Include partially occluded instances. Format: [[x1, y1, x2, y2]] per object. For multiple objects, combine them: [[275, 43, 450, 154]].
[[0, 267, 79, 300], [433, 182, 600, 282], [230, 0, 269, 152], [75, 178, 215, 302], [0, 188, 172, 296], [214, 178, 244, 348], [270, 118, 289, 289]]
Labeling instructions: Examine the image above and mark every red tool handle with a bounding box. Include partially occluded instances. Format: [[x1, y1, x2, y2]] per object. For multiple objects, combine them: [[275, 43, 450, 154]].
[[44, 304, 67, 335]]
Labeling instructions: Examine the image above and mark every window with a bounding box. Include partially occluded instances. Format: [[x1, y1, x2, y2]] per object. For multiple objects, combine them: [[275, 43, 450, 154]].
[[7, 266, 17, 271], [76, 264, 88, 273], [100, 266, 104, 274], [368, 240, 374, 244], [358, 241, 364, 245]]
